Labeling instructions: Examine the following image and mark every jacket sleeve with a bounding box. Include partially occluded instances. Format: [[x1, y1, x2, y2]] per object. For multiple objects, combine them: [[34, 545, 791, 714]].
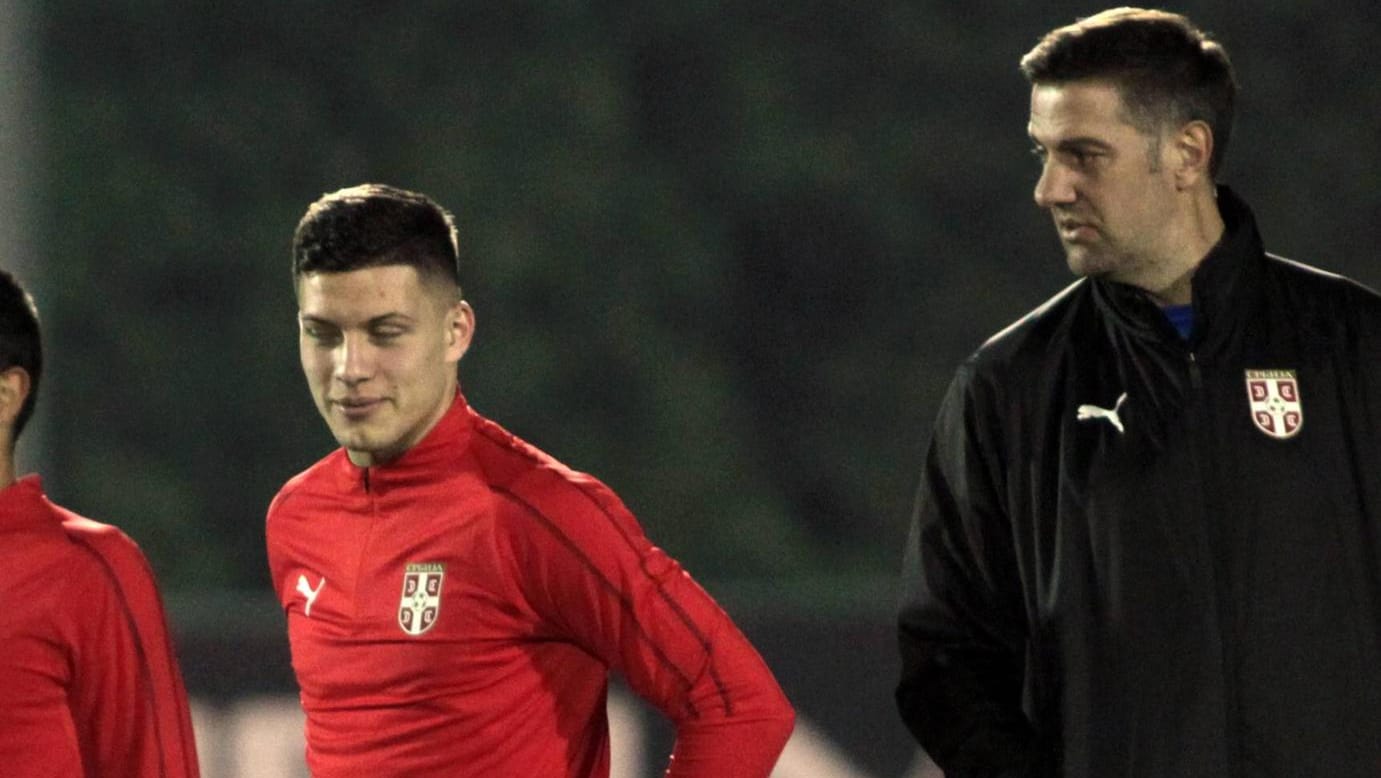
[[896, 363, 1038, 777], [509, 474, 794, 777], [66, 523, 201, 778]]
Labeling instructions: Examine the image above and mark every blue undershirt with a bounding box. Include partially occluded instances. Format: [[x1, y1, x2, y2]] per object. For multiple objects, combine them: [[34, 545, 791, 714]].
[[1163, 304, 1194, 340]]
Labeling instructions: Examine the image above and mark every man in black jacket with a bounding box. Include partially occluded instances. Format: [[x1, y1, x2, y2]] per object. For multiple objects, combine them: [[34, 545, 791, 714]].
[[896, 8, 1381, 777]]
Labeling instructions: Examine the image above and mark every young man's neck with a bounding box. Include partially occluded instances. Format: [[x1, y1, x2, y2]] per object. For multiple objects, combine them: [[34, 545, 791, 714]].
[[0, 447, 17, 491]]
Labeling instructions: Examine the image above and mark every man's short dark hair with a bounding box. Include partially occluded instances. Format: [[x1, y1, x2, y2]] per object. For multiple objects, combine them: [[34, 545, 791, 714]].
[[292, 184, 462, 293], [0, 269, 42, 439], [1020, 7, 1237, 177]]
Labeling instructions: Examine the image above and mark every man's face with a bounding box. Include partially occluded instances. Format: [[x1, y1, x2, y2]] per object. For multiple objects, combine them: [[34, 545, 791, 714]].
[[297, 265, 472, 467], [1027, 80, 1181, 287]]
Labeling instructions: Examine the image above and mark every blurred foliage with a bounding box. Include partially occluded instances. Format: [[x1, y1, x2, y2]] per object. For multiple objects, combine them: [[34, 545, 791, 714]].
[[30, 1, 1380, 593]]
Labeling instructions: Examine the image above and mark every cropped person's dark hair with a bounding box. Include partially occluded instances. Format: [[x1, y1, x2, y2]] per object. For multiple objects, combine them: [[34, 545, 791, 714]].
[[292, 184, 462, 293], [0, 269, 42, 439], [1020, 7, 1237, 177]]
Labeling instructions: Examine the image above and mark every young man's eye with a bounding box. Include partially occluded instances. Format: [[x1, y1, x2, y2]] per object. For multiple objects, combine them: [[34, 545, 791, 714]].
[[303, 326, 340, 344]]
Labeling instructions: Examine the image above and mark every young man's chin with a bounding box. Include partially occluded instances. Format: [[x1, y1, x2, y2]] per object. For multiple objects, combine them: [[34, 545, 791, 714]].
[[332, 427, 382, 456]]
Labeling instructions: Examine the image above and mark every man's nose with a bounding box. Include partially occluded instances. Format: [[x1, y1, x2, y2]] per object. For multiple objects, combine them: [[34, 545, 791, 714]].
[[1033, 161, 1076, 209], [334, 333, 373, 384]]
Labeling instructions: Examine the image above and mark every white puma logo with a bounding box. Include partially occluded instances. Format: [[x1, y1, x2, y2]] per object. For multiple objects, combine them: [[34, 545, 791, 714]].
[[1077, 392, 1128, 434], [296, 574, 326, 617]]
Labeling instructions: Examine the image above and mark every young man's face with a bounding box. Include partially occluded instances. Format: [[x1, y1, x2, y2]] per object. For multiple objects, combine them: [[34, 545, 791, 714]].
[[1027, 80, 1183, 289], [297, 265, 473, 467]]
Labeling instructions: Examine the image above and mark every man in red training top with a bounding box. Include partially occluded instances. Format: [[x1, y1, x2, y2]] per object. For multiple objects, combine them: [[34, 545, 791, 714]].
[[0, 268, 200, 777], [267, 183, 794, 776]]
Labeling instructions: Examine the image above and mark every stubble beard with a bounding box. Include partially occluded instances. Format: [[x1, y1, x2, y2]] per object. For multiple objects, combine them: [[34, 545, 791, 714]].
[[1064, 240, 1158, 290], [1065, 246, 1113, 279]]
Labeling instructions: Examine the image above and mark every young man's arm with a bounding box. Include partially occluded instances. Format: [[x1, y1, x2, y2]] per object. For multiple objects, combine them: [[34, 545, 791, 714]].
[[66, 521, 201, 778], [896, 365, 1038, 777], [510, 473, 794, 777]]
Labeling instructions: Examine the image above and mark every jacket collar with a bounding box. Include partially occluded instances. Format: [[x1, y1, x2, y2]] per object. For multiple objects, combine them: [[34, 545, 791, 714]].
[[1091, 185, 1266, 356], [0, 475, 50, 531], [330, 391, 475, 494]]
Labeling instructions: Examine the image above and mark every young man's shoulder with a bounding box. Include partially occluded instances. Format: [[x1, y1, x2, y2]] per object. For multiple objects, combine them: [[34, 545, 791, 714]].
[[467, 410, 637, 537], [54, 505, 161, 589], [266, 449, 349, 519], [2, 499, 115, 586], [0, 498, 164, 613]]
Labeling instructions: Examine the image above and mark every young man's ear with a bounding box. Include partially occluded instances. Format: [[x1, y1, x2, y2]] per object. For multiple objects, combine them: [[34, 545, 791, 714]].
[[0, 366, 31, 429], [446, 301, 476, 362]]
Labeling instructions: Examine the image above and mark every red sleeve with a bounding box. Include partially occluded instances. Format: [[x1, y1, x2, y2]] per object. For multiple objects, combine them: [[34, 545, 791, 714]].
[[506, 472, 794, 778], [65, 522, 201, 778]]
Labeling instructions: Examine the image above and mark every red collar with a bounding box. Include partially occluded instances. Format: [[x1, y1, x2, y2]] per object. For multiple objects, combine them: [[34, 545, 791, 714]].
[[330, 392, 476, 494], [0, 475, 51, 531]]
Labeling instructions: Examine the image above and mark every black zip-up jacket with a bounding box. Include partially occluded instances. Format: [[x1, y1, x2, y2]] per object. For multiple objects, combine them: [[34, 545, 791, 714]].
[[896, 188, 1381, 777]]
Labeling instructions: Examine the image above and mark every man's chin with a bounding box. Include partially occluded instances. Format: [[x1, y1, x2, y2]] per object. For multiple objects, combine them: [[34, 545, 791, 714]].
[[1064, 247, 1112, 279], [330, 427, 380, 456], [333, 430, 411, 467]]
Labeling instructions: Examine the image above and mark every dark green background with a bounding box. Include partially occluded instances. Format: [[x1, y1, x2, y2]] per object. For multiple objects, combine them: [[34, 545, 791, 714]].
[[34, 1, 1379, 593], [16, 3, 1379, 770]]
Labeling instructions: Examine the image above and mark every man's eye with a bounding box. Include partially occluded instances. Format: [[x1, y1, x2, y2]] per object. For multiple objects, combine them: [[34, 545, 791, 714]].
[[372, 328, 406, 340], [304, 327, 340, 343], [1029, 146, 1048, 162], [1067, 149, 1100, 167]]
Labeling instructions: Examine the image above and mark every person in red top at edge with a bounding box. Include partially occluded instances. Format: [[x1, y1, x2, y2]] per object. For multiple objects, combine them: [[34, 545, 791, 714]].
[[0, 268, 201, 777], [267, 183, 794, 777]]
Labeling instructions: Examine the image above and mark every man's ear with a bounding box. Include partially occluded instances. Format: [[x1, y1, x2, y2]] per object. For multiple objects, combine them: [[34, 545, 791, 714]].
[[445, 301, 476, 363], [0, 367, 31, 429], [1173, 120, 1215, 189]]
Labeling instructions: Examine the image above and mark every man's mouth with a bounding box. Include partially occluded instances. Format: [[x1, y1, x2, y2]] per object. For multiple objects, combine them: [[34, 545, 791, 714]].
[[1056, 218, 1097, 242], [332, 397, 385, 419]]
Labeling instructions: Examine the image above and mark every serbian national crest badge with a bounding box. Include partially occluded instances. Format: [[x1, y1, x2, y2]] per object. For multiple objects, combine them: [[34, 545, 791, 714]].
[[1245, 369, 1302, 440], [398, 562, 445, 636]]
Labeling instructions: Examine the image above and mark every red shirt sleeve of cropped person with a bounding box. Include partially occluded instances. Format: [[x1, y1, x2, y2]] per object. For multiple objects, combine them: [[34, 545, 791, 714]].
[[502, 468, 795, 777], [62, 514, 201, 778]]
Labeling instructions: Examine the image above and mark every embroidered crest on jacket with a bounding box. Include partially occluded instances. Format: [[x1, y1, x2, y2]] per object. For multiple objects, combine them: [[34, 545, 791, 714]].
[[398, 562, 446, 636], [1245, 369, 1302, 439]]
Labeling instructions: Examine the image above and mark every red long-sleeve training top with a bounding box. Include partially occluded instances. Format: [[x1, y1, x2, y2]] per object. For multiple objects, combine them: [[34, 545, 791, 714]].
[[267, 393, 794, 776], [0, 475, 201, 777]]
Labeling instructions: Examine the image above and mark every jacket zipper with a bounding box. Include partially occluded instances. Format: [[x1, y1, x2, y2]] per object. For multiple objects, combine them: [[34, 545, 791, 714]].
[[1187, 348, 1242, 775], [356, 466, 376, 624]]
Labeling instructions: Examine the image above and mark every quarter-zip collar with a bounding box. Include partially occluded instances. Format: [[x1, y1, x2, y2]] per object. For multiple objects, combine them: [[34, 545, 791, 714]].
[[329, 391, 475, 496], [1091, 186, 1266, 358], [0, 475, 49, 531]]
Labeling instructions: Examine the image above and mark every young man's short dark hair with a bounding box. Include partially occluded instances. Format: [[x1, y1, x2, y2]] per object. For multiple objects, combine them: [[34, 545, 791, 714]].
[[0, 269, 42, 438], [291, 184, 462, 293], [1020, 7, 1237, 177]]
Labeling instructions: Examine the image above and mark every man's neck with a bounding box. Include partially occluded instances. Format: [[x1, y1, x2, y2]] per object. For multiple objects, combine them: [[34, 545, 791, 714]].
[[0, 453, 16, 491], [1144, 188, 1226, 307]]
